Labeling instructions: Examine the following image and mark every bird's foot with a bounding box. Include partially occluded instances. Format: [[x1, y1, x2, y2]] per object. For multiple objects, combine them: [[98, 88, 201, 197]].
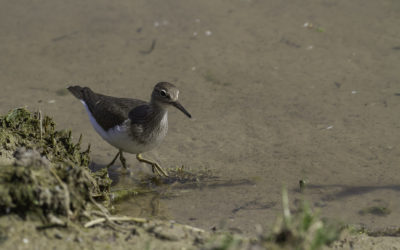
[[136, 153, 169, 177], [151, 162, 169, 177]]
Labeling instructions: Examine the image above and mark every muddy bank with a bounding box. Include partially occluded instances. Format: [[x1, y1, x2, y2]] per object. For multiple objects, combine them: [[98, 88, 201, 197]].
[[0, 0, 399, 238], [0, 108, 111, 220], [0, 108, 216, 249], [0, 108, 354, 249]]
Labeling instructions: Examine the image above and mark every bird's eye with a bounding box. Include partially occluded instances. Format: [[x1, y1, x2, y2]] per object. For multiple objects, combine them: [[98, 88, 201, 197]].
[[160, 90, 167, 97]]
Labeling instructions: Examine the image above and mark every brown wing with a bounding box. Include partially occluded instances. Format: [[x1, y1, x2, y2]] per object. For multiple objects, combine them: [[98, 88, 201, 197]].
[[68, 86, 146, 131]]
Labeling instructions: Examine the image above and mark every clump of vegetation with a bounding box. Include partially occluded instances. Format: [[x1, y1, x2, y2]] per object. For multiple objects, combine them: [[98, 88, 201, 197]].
[[359, 206, 391, 217], [0, 108, 112, 224], [0, 108, 89, 166], [259, 188, 341, 250], [201, 188, 342, 250], [203, 233, 247, 250]]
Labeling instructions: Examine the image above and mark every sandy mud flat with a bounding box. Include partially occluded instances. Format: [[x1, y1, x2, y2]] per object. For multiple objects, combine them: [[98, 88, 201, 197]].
[[0, 0, 399, 249]]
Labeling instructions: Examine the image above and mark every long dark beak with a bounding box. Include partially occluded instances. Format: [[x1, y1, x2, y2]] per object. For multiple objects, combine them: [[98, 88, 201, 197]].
[[172, 101, 192, 118]]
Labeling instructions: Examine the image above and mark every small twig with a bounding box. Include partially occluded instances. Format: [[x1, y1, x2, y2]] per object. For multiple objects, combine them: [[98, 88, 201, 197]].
[[88, 194, 129, 231], [140, 39, 156, 54], [183, 225, 205, 233], [282, 187, 291, 227], [84, 218, 106, 228], [52, 31, 79, 42], [84, 216, 147, 228], [89, 194, 110, 217]]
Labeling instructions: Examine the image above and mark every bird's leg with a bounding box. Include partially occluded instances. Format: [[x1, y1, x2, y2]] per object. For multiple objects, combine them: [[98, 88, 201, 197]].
[[119, 150, 127, 169], [106, 151, 120, 169], [136, 153, 169, 177]]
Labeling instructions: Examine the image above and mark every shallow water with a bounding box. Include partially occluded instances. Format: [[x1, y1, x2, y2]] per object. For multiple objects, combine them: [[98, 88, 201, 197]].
[[0, 0, 399, 235]]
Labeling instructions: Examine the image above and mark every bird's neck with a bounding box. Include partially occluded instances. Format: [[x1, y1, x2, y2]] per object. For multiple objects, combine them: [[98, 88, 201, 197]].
[[148, 102, 168, 122]]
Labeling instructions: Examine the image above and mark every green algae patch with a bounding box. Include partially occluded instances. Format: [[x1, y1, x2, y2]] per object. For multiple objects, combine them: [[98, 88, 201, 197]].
[[0, 108, 89, 167], [0, 108, 111, 223], [359, 206, 391, 217]]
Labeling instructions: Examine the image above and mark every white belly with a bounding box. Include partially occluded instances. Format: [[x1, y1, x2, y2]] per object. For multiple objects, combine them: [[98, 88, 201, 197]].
[[81, 101, 167, 154]]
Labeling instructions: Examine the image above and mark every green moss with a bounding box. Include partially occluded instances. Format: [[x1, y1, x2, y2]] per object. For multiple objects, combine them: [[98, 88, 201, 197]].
[[0, 108, 90, 167], [359, 206, 391, 216], [0, 108, 111, 223]]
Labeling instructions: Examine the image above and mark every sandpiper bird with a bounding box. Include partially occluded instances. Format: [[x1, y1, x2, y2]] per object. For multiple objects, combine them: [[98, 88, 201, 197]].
[[67, 82, 191, 177]]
